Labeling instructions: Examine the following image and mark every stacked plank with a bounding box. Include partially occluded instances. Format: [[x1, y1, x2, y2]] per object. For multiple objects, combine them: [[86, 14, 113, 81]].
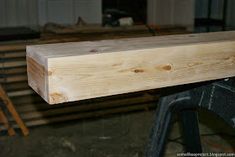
[[0, 27, 163, 128], [42, 25, 187, 41]]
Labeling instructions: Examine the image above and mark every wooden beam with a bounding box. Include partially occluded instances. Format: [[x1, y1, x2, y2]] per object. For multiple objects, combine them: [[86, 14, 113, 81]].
[[27, 31, 235, 104]]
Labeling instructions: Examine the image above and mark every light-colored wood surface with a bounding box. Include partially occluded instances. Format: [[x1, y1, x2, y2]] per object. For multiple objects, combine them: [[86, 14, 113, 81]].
[[27, 31, 235, 104]]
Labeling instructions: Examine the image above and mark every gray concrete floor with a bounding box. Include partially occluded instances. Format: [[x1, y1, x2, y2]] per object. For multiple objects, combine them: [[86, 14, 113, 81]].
[[0, 111, 235, 157]]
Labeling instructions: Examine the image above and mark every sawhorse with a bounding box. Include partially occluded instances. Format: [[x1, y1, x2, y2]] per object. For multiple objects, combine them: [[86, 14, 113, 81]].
[[146, 77, 235, 157], [0, 85, 29, 136]]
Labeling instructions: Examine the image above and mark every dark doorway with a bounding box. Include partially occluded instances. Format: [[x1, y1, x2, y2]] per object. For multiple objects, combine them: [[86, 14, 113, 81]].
[[102, 0, 147, 24]]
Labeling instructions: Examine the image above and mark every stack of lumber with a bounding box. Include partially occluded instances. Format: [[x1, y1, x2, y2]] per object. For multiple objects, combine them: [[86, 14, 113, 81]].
[[1, 25, 183, 128], [42, 24, 187, 41]]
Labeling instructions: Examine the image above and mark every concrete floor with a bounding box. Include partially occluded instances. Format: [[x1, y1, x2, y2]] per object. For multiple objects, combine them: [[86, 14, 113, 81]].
[[0, 111, 235, 157]]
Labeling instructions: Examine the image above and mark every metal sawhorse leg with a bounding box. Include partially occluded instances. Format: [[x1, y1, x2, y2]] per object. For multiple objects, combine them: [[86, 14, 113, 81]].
[[146, 77, 235, 157]]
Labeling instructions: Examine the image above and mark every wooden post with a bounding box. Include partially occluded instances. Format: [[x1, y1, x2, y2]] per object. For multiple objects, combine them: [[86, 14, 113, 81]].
[[0, 108, 16, 136], [0, 85, 29, 136]]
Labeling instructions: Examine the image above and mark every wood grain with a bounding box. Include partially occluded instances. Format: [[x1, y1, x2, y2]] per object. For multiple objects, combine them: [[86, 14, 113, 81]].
[[27, 57, 48, 101], [27, 31, 235, 104]]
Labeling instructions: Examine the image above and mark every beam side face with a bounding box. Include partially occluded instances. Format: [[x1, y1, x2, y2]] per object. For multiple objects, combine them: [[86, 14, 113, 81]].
[[46, 41, 235, 104]]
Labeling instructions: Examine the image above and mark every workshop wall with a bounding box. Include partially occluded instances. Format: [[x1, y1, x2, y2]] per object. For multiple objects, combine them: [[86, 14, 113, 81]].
[[38, 0, 102, 26], [147, 0, 235, 30], [0, 0, 38, 27], [195, 0, 235, 27], [147, 0, 195, 31], [0, 0, 102, 28], [0, 0, 234, 29]]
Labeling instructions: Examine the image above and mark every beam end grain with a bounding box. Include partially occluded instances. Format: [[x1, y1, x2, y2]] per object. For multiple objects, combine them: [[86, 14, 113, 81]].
[[26, 57, 49, 103], [27, 31, 235, 104]]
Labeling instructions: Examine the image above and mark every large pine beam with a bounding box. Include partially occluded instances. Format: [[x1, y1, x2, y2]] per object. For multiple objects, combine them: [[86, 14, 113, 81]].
[[27, 31, 235, 104]]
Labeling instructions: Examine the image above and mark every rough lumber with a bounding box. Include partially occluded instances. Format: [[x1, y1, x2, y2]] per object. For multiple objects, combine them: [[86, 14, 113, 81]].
[[0, 75, 27, 83], [0, 52, 25, 59], [2, 82, 29, 92], [7, 89, 34, 97], [44, 25, 150, 34], [9, 103, 155, 128], [17, 94, 157, 119], [0, 60, 26, 68], [0, 66, 27, 75], [27, 31, 235, 104]]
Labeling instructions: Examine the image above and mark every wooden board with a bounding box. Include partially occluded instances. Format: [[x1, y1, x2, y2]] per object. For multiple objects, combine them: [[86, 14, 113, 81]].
[[27, 31, 235, 104], [2, 27, 183, 130], [44, 25, 150, 34]]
